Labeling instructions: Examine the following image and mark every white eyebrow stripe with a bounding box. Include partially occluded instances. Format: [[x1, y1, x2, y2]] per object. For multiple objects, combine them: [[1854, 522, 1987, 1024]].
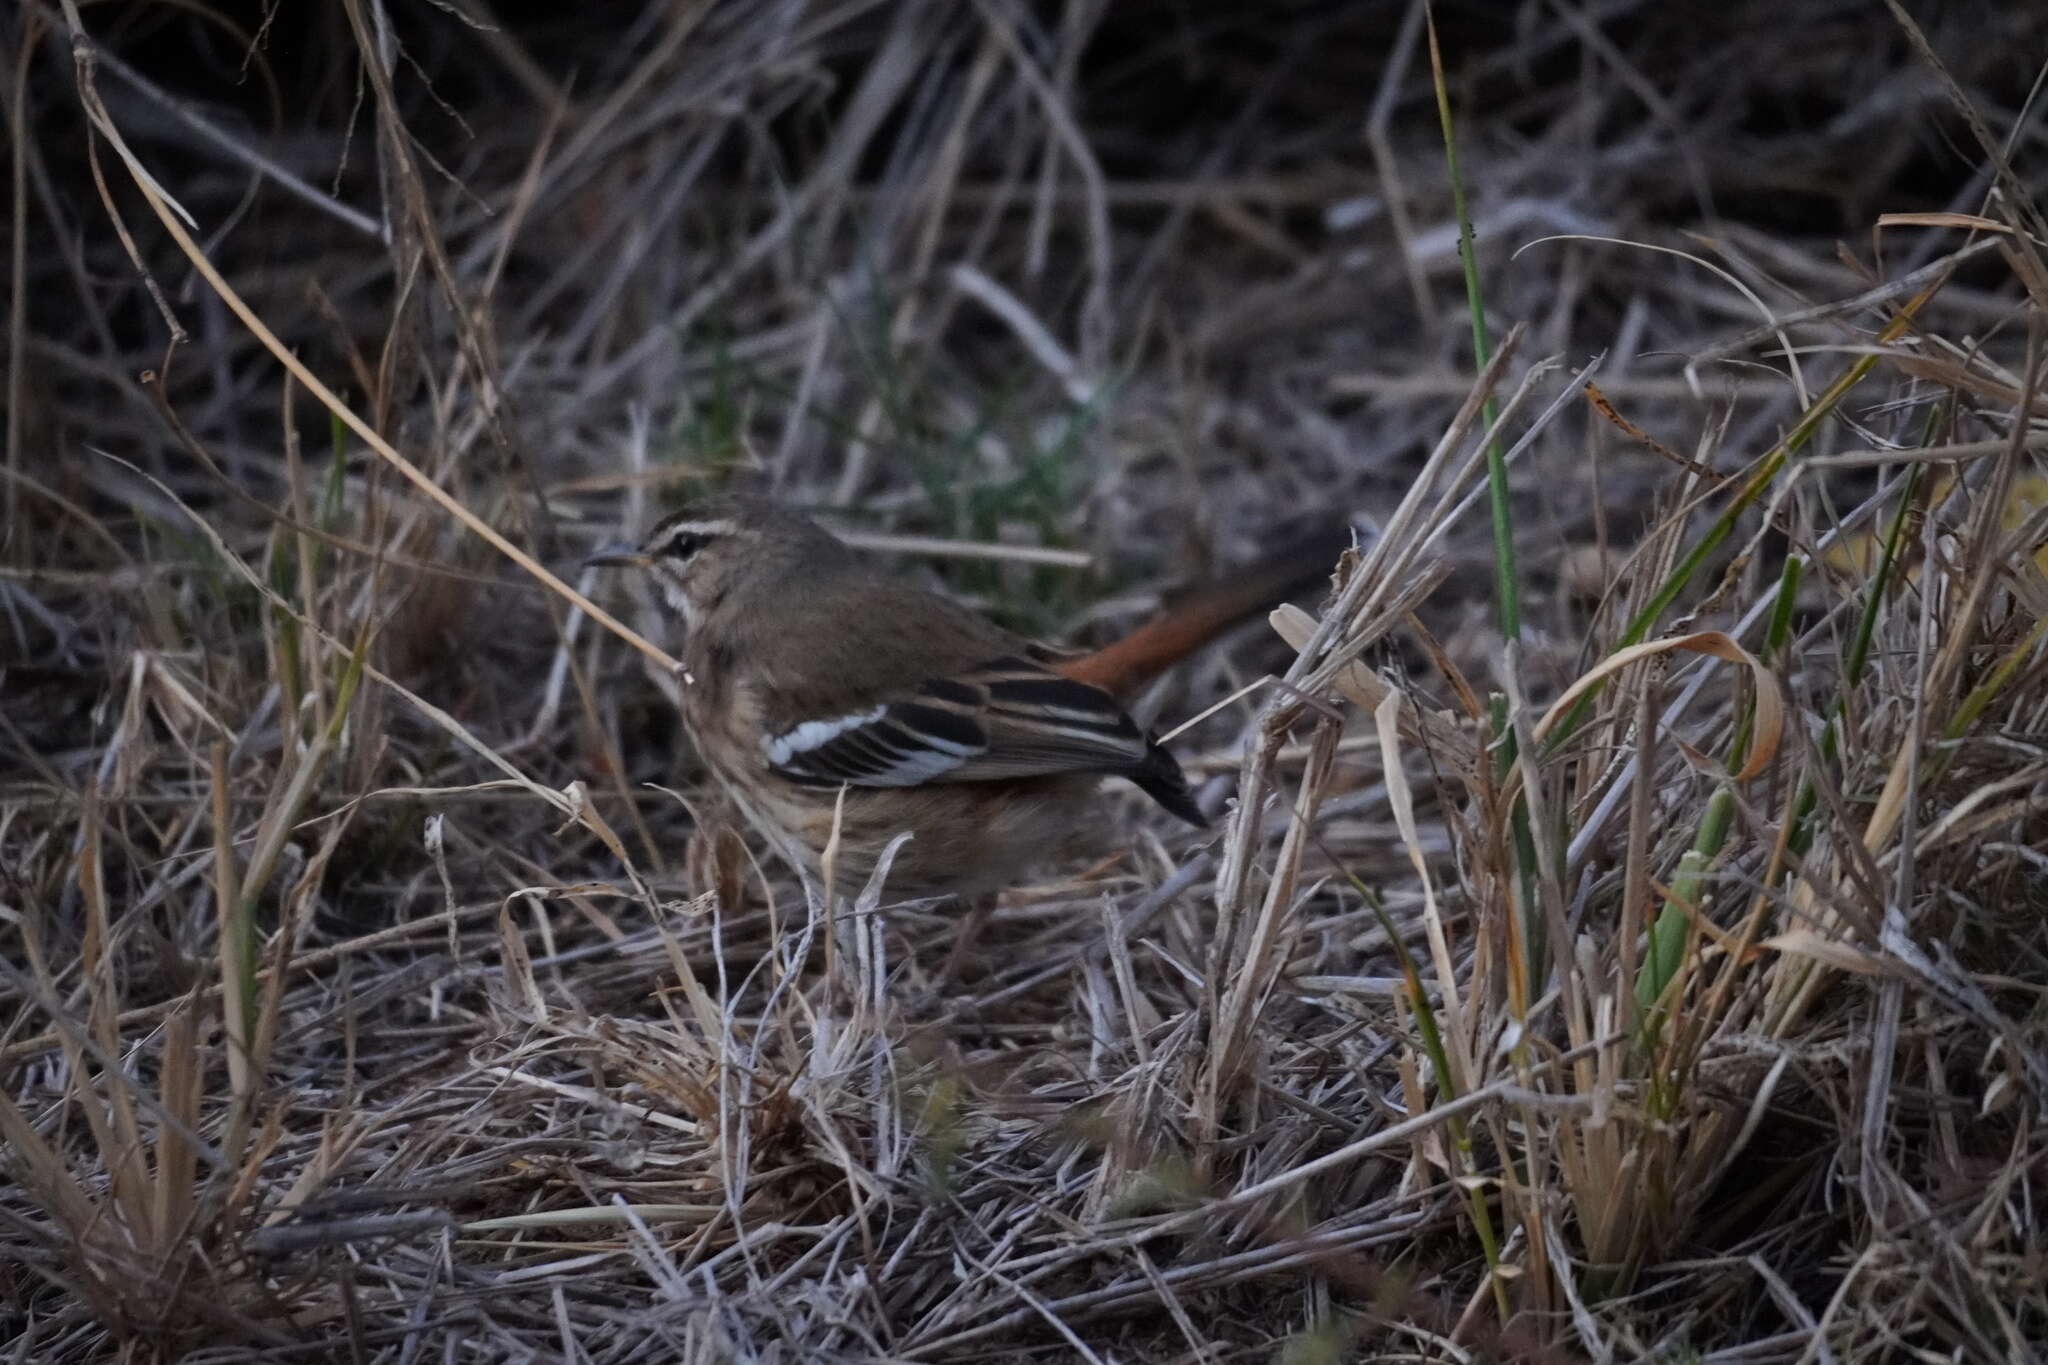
[[763, 707, 888, 767], [653, 518, 735, 542]]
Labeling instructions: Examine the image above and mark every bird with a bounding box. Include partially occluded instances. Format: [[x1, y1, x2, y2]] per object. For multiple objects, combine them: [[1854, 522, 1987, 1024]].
[[587, 497, 1347, 902]]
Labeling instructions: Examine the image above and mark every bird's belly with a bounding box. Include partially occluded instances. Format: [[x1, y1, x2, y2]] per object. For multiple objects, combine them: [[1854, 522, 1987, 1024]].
[[727, 767, 1103, 900]]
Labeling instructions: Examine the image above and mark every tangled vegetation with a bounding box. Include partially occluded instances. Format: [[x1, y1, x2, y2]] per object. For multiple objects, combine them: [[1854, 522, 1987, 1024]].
[[3, 3, 2045, 1360]]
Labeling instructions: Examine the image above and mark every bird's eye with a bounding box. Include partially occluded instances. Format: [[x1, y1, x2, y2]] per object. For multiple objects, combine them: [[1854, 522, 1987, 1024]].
[[643, 516, 733, 562]]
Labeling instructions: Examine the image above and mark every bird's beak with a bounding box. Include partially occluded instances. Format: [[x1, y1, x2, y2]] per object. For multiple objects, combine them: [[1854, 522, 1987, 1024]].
[[584, 543, 649, 569]]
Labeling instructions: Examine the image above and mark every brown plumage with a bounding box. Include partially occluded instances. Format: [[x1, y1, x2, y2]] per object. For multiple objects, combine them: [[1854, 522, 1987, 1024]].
[[589, 498, 1344, 900]]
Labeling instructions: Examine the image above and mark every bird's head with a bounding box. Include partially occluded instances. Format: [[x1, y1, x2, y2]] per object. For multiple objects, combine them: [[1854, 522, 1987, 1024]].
[[585, 498, 850, 630]]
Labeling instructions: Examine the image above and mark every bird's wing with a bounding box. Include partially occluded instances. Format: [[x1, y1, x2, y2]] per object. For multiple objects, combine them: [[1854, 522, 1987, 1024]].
[[759, 655, 1148, 789]]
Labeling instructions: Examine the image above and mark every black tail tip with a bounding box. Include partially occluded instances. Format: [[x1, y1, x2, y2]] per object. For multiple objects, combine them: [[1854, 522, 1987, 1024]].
[[1131, 741, 1208, 827]]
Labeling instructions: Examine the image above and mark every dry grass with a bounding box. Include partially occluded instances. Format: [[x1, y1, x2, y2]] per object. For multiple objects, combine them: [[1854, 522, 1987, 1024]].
[[4, 2, 2047, 1360]]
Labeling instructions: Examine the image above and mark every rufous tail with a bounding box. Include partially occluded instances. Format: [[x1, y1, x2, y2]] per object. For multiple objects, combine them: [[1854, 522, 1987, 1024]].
[[1054, 522, 1355, 698]]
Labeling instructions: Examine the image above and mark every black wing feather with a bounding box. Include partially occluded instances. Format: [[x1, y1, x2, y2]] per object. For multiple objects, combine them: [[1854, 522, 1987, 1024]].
[[761, 655, 1205, 824]]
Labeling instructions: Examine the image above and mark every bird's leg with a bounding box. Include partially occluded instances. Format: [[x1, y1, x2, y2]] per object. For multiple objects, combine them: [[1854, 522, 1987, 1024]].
[[938, 892, 998, 982], [683, 812, 750, 913]]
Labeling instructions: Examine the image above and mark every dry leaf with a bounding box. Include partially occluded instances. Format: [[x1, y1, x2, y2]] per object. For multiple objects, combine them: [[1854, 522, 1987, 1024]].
[[1534, 631, 1784, 781]]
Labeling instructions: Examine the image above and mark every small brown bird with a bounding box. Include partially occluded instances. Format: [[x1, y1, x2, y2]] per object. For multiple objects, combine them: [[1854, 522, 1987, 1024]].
[[589, 498, 1345, 901]]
